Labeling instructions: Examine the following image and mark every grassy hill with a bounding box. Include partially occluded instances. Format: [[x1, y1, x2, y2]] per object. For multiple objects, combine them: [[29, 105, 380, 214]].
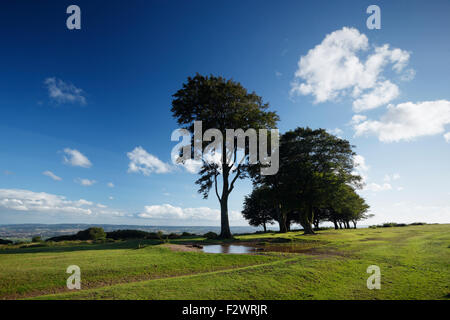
[[0, 224, 448, 300]]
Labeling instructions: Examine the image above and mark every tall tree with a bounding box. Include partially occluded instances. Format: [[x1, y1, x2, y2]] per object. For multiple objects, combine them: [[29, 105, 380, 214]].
[[279, 128, 362, 234], [171, 74, 279, 238], [242, 186, 275, 232]]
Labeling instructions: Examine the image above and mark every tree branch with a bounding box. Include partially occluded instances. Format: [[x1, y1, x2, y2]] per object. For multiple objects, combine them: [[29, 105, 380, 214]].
[[214, 173, 221, 202]]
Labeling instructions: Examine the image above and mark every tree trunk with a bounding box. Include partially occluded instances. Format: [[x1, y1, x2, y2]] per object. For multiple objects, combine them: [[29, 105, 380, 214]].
[[277, 205, 287, 233], [301, 206, 315, 235], [219, 195, 232, 238], [353, 221, 357, 229], [332, 219, 338, 230], [218, 166, 232, 239], [263, 222, 267, 233]]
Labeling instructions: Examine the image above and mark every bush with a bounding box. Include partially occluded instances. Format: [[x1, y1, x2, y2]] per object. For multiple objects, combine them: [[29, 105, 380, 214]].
[[46, 234, 77, 242], [382, 223, 396, 228], [106, 229, 149, 240], [168, 233, 181, 239], [145, 232, 161, 240], [32, 236, 42, 242], [0, 238, 13, 245], [47, 227, 106, 242], [203, 232, 218, 239], [182, 232, 194, 237], [409, 222, 426, 226], [369, 225, 377, 229], [76, 227, 106, 241]]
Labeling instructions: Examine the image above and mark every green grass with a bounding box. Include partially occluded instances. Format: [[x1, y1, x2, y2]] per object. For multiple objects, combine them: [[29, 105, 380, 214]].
[[0, 224, 449, 300]]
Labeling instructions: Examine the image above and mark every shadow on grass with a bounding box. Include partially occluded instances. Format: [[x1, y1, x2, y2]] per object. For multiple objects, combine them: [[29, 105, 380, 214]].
[[0, 239, 164, 255]]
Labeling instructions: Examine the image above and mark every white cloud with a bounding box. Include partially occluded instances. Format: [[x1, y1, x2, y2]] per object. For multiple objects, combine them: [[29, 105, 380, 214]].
[[127, 146, 172, 176], [75, 178, 97, 186], [182, 159, 203, 174], [444, 132, 450, 143], [138, 204, 246, 224], [353, 155, 396, 193], [353, 100, 450, 142], [384, 173, 400, 182], [0, 189, 124, 217], [328, 128, 343, 137], [44, 77, 86, 105], [352, 80, 399, 112], [353, 154, 369, 182], [109, 196, 114, 200], [374, 202, 450, 224], [63, 148, 92, 168], [107, 182, 114, 188], [350, 114, 367, 125], [42, 170, 62, 181], [290, 27, 411, 112], [364, 182, 392, 192]]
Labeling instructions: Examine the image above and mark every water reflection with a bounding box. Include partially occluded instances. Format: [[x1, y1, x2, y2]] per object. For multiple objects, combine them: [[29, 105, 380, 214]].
[[202, 244, 257, 254]]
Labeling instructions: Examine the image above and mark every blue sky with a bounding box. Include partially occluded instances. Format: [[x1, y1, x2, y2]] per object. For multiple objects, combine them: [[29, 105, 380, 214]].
[[1, 0, 449, 226]]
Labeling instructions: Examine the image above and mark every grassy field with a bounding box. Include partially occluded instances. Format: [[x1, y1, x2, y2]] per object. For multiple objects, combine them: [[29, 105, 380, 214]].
[[0, 224, 448, 300]]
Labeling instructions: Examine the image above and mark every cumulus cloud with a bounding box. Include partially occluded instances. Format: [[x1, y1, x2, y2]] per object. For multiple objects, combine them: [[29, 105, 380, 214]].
[[365, 182, 392, 192], [182, 159, 203, 174], [107, 182, 114, 188], [44, 77, 86, 105], [350, 115, 367, 125], [127, 146, 172, 175], [352, 80, 399, 112], [0, 189, 124, 217], [42, 170, 62, 181], [291, 27, 411, 112], [327, 128, 343, 138], [137, 204, 246, 224], [444, 132, 450, 143], [353, 100, 450, 142], [63, 148, 92, 168], [75, 178, 96, 186], [353, 154, 369, 183]]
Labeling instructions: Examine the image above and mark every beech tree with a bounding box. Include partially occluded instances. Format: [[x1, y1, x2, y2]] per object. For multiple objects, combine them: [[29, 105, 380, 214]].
[[171, 74, 279, 238], [242, 186, 275, 232]]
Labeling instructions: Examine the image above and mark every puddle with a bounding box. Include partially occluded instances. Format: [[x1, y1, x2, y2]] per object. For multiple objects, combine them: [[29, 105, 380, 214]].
[[202, 244, 260, 254]]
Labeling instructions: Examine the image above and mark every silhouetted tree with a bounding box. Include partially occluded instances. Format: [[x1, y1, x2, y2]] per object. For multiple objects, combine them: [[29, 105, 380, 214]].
[[242, 186, 275, 232], [171, 74, 279, 238]]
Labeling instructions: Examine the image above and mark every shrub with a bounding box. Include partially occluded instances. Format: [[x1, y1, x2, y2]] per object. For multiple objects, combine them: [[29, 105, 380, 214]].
[[168, 233, 181, 239], [145, 232, 161, 240], [182, 232, 194, 237], [409, 222, 426, 226], [203, 232, 218, 239], [382, 223, 396, 228], [106, 229, 149, 240], [0, 238, 13, 245], [76, 227, 106, 241], [46, 234, 77, 242], [32, 236, 42, 242]]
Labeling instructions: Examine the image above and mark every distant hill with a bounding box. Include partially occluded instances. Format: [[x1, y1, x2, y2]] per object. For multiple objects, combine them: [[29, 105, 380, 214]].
[[0, 223, 263, 240]]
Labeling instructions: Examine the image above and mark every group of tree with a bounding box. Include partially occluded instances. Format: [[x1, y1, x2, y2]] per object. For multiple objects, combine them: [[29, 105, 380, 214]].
[[171, 74, 370, 238], [243, 127, 371, 234]]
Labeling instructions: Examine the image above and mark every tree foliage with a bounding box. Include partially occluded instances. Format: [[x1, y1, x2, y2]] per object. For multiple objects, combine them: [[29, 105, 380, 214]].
[[246, 127, 370, 234]]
